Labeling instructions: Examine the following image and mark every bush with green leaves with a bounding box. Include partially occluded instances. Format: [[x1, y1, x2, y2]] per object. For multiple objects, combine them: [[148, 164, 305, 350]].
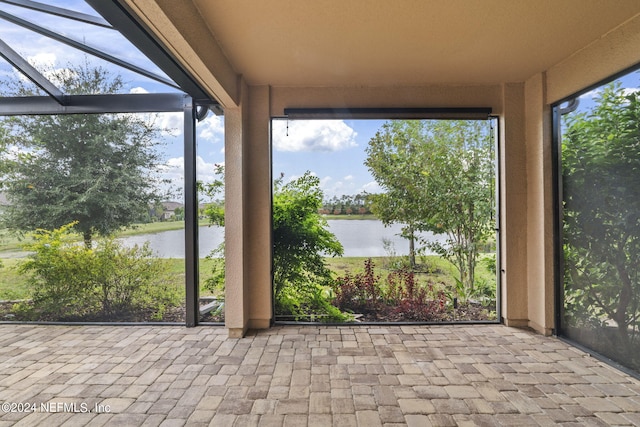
[[199, 164, 226, 296], [562, 81, 640, 369], [17, 222, 179, 321], [272, 172, 346, 320]]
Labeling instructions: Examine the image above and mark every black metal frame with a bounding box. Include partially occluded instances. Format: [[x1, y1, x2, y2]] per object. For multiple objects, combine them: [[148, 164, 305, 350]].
[[0, 0, 220, 327], [552, 103, 564, 334], [1, 0, 112, 27], [270, 112, 501, 325], [490, 115, 503, 324], [86, 0, 215, 106]]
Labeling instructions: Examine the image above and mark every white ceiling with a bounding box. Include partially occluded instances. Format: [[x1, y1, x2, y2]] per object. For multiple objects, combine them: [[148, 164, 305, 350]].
[[190, 0, 640, 87]]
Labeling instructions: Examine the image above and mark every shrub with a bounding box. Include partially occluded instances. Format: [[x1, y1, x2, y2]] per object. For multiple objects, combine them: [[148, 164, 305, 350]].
[[332, 258, 382, 313], [332, 258, 448, 321], [18, 222, 179, 321], [384, 268, 448, 321], [276, 283, 352, 323], [272, 173, 343, 318]]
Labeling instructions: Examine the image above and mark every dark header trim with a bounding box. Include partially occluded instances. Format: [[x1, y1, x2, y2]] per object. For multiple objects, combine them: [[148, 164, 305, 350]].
[[283, 107, 492, 120]]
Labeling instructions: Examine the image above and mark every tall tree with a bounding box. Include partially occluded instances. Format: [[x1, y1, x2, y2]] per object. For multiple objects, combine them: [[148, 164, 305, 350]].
[[365, 120, 495, 293], [365, 121, 428, 268], [0, 63, 166, 247]]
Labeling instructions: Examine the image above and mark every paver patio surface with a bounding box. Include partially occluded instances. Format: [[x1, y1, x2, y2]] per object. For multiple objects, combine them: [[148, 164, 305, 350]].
[[0, 324, 639, 426]]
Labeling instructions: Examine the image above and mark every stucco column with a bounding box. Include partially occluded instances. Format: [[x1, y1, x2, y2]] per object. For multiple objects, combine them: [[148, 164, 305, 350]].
[[500, 82, 529, 327], [224, 83, 273, 338], [524, 73, 554, 335], [225, 79, 250, 338], [245, 85, 273, 330]]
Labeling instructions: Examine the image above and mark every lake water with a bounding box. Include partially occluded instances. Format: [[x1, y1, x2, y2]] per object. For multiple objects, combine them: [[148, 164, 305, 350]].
[[120, 220, 447, 258]]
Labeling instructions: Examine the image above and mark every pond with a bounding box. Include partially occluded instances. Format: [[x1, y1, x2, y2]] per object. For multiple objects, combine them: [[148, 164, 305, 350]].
[[119, 219, 447, 258]]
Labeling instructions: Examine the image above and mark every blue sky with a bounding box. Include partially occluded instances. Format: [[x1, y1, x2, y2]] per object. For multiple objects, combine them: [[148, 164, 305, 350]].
[[2, 1, 640, 203], [272, 119, 385, 198]]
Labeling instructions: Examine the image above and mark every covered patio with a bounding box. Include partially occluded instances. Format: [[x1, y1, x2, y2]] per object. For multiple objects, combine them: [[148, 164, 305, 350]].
[[2, 1, 640, 424], [0, 324, 639, 426]]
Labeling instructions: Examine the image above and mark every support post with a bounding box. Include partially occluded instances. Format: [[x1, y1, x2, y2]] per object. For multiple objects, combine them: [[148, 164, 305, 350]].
[[184, 96, 199, 327]]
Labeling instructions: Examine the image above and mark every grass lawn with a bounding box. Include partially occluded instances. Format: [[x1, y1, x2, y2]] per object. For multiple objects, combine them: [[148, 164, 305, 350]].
[[326, 255, 460, 286], [0, 257, 222, 301], [115, 220, 187, 237], [0, 259, 29, 300], [0, 231, 27, 255]]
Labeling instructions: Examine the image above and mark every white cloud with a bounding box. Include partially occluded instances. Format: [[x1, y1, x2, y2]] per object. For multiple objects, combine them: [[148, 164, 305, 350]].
[[159, 155, 223, 190], [156, 112, 183, 136], [362, 181, 382, 194], [198, 114, 224, 144], [146, 112, 224, 144], [27, 52, 57, 68], [272, 120, 357, 152], [622, 87, 640, 97], [320, 176, 333, 186], [583, 88, 602, 100]]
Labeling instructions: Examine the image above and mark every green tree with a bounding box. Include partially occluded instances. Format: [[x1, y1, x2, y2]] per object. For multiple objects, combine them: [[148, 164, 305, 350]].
[[365, 120, 495, 294], [0, 63, 166, 247], [562, 82, 640, 351], [365, 121, 428, 268], [199, 164, 226, 294], [272, 172, 344, 317], [0, 126, 9, 178]]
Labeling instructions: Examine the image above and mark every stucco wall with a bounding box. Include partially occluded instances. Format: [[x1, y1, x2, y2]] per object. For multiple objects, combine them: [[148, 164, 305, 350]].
[[524, 73, 554, 335], [546, 14, 640, 104], [246, 85, 272, 330], [225, 78, 249, 338], [500, 83, 528, 328]]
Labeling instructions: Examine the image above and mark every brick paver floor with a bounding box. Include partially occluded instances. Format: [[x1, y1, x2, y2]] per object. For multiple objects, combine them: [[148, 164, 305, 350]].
[[0, 324, 639, 426]]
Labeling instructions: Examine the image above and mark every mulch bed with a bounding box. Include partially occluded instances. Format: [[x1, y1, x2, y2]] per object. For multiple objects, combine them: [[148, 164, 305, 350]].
[[0, 300, 223, 323], [351, 301, 496, 322], [0, 300, 493, 324]]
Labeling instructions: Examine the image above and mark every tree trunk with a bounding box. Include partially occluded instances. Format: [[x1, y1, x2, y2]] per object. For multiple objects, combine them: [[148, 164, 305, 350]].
[[83, 230, 92, 249], [408, 225, 416, 269]]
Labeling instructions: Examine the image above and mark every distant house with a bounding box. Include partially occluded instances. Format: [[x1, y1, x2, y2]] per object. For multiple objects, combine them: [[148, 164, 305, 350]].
[[160, 201, 183, 220]]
